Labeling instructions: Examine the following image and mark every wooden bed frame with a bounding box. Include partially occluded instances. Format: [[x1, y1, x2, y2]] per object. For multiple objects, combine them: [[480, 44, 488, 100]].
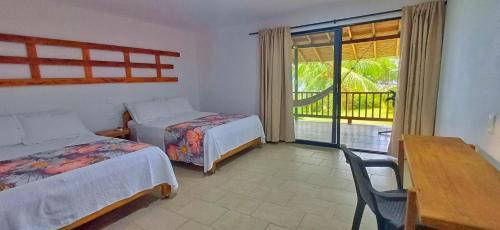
[[122, 111, 262, 174], [61, 183, 171, 230]]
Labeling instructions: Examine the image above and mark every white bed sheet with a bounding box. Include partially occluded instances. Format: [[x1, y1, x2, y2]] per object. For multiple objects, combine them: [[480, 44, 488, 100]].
[[0, 134, 178, 230], [129, 111, 266, 172]]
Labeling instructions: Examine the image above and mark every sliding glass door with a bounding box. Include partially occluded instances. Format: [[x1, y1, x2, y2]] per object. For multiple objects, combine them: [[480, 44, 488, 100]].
[[292, 19, 400, 153], [292, 28, 342, 147]]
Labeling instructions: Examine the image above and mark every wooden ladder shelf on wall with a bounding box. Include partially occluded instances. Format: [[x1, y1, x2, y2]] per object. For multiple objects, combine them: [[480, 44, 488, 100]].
[[0, 33, 180, 87]]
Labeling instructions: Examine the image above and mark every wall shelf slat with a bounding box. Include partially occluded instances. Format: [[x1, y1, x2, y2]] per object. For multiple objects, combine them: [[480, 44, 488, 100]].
[[0, 33, 180, 87]]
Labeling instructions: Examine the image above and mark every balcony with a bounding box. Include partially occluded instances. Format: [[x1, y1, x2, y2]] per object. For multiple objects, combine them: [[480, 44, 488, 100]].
[[294, 91, 395, 152]]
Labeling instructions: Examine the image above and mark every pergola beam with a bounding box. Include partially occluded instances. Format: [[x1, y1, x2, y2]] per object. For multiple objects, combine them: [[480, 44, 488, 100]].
[[312, 47, 323, 62], [305, 35, 311, 43], [296, 34, 400, 48], [297, 49, 306, 62], [396, 39, 400, 57], [325, 32, 334, 54], [396, 21, 401, 56], [347, 26, 358, 60], [372, 23, 377, 59]]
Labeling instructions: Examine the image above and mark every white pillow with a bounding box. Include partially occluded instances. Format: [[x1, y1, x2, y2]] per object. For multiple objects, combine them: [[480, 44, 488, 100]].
[[0, 115, 23, 147], [17, 110, 92, 145], [125, 99, 164, 124], [159, 97, 195, 115], [125, 97, 195, 124]]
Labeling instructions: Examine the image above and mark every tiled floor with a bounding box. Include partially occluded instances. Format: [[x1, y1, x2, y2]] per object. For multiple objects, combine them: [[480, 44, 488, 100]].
[[295, 120, 392, 152], [101, 143, 404, 230]]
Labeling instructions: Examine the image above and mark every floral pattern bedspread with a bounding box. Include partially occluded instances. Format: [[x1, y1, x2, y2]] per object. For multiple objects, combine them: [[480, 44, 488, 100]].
[[0, 139, 150, 192], [165, 114, 250, 165]]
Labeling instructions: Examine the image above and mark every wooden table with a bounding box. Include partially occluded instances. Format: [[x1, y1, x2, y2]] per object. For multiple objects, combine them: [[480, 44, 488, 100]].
[[400, 135, 500, 229]]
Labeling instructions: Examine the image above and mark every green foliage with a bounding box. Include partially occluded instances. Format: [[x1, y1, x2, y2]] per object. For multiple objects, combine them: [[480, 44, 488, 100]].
[[294, 57, 399, 92], [293, 56, 399, 117]]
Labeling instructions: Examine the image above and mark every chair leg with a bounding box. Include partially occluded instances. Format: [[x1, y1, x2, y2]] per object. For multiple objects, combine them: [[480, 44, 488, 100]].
[[352, 199, 365, 230]]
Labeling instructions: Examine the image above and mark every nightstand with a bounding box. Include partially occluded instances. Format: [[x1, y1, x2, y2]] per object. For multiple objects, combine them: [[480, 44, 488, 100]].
[[95, 128, 130, 139]]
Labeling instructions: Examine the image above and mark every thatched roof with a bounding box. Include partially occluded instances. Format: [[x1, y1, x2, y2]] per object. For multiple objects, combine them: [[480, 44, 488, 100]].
[[292, 19, 400, 62]]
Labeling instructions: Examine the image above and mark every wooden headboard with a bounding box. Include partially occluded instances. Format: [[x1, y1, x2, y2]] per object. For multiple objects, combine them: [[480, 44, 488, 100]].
[[0, 33, 180, 87], [123, 111, 132, 130]]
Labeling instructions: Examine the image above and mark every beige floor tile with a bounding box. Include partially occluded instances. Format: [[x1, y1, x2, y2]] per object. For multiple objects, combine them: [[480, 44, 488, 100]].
[[286, 195, 336, 218], [212, 210, 268, 230], [104, 218, 144, 230], [215, 192, 262, 215], [199, 173, 231, 187], [98, 143, 400, 230], [265, 224, 289, 230], [297, 214, 351, 230], [297, 164, 333, 175], [232, 169, 269, 184], [252, 202, 305, 228], [128, 206, 187, 230], [279, 180, 319, 195], [331, 203, 356, 222], [295, 155, 323, 165], [306, 174, 352, 191], [177, 220, 214, 230], [331, 202, 378, 229], [311, 150, 343, 161], [240, 184, 272, 200], [153, 192, 192, 211], [260, 176, 287, 189], [238, 163, 279, 176], [184, 184, 229, 203], [264, 189, 294, 206], [314, 187, 357, 206], [176, 200, 228, 225], [273, 170, 311, 183], [221, 178, 260, 195]]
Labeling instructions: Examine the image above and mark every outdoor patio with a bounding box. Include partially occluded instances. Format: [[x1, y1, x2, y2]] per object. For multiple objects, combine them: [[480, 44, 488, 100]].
[[295, 120, 392, 152]]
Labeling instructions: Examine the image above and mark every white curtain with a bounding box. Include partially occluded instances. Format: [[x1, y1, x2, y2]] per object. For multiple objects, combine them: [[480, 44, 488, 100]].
[[389, 1, 445, 155]]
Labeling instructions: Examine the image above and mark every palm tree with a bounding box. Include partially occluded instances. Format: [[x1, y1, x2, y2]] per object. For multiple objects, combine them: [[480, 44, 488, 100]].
[[294, 57, 398, 93], [293, 57, 398, 114]]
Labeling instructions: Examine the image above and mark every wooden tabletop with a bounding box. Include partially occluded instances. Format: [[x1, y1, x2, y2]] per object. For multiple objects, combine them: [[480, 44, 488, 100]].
[[403, 135, 500, 229]]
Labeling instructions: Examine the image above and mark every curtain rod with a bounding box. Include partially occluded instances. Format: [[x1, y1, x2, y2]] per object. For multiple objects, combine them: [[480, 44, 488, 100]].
[[249, 1, 447, 35], [248, 8, 402, 35]]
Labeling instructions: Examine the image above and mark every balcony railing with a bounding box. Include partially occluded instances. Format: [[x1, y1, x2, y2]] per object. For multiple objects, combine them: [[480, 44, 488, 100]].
[[293, 91, 395, 123]]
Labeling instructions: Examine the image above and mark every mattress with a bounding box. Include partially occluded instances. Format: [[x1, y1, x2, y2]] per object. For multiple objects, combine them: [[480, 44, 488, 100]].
[[0, 134, 178, 230], [129, 111, 265, 172]]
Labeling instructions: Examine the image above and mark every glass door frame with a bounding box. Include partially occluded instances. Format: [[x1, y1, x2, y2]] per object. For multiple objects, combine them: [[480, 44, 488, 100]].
[[292, 27, 342, 148], [292, 17, 400, 153]]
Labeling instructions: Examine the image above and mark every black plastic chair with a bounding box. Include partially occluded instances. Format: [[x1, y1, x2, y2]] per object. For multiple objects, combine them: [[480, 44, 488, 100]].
[[340, 145, 407, 230]]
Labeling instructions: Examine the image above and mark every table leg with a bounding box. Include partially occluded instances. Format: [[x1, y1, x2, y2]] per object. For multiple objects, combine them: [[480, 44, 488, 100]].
[[404, 189, 418, 230]]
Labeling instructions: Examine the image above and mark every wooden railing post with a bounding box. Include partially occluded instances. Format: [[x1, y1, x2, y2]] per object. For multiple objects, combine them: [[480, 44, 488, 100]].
[[292, 91, 395, 123]]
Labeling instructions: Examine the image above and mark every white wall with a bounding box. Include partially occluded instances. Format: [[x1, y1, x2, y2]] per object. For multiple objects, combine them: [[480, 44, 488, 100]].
[[0, 0, 206, 131], [199, 0, 427, 115], [435, 0, 500, 165]]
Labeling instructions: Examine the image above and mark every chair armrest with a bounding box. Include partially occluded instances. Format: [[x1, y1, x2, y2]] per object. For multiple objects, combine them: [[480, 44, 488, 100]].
[[363, 159, 403, 190]]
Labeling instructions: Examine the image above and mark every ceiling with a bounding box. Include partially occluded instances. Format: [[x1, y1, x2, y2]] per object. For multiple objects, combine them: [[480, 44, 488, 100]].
[[48, 0, 356, 29], [293, 19, 400, 61]]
